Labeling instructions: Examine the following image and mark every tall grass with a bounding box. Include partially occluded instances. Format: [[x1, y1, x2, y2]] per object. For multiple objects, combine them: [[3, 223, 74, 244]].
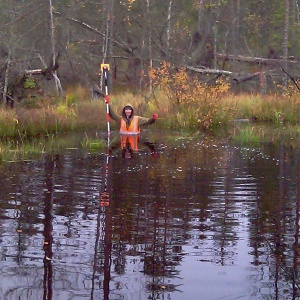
[[0, 81, 300, 143], [0, 86, 105, 139], [232, 125, 261, 144], [0, 109, 19, 137], [236, 123, 300, 146], [222, 92, 300, 124]]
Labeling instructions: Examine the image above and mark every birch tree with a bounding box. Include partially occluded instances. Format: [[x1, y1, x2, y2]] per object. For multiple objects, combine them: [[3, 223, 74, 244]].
[[283, 0, 290, 73], [49, 0, 63, 96], [167, 0, 173, 48], [1, 1, 13, 104], [1, 0, 300, 95]]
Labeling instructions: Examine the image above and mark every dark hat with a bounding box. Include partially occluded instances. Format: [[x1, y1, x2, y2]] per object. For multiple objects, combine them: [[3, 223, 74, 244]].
[[122, 148, 133, 159]]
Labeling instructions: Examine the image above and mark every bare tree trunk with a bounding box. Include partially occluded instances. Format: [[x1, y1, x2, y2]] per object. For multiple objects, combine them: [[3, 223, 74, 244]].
[[49, 0, 63, 96], [102, 0, 109, 61], [108, 0, 114, 90], [3, 48, 11, 105], [99, 1, 108, 91], [213, 23, 218, 69], [236, 0, 240, 37], [167, 0, 173, 48], [197, 0, 204, 32], [283, 0, 290, 85], [147, 0, 153, 94], [231, 0, 237, 72], [2, 2, 14, 106], [295, 0, 300, 28], [108, 0, 116, 88], [100, 0, 114, 92]]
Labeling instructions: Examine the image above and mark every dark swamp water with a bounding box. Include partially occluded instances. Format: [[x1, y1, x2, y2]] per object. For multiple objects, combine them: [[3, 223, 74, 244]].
[[1, 129, 300, 300]]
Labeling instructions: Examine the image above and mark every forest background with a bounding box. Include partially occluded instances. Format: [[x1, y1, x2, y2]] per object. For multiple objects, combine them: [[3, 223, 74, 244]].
[[1, 0, 300, 140]]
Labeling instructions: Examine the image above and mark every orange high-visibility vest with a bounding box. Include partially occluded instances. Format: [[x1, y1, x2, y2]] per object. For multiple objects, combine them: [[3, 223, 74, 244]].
[[120, 135, 139, 151], [120, 116, 140, 134]]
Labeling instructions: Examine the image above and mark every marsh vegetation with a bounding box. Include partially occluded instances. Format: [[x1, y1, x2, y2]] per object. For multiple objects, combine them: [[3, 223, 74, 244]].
[[1, 63, 300, 162]]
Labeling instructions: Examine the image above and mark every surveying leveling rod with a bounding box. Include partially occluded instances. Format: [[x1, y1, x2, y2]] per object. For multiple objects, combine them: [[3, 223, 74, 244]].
[[101, 63, 110, 135]]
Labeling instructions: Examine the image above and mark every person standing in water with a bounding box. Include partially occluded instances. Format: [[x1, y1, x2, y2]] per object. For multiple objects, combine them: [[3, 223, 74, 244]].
[[105, 98, 158, 134], [105, 97, 158, 159]]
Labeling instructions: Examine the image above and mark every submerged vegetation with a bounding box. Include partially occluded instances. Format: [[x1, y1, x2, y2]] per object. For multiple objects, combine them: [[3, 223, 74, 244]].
[[0, 67, 300, 161]]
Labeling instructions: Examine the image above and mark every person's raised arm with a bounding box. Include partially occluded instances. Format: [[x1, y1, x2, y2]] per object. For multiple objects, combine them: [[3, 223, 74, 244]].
[[138, 114, 158, 127], [105, 96, 121, 122]]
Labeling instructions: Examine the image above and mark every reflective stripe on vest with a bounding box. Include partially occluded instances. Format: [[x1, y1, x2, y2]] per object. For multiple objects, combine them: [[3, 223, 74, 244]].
[[120, 116, 140, 134]]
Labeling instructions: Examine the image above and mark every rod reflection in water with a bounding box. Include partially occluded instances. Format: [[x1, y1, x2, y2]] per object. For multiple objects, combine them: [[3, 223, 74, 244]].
[[91, 204, 112, 300], [43, 155, 55, 300], [91, 135, 112, 300]]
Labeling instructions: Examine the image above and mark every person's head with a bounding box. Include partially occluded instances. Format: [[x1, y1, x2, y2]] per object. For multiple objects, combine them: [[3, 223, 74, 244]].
[[122, 104, 134, 119], [122, 147, 133, 159]]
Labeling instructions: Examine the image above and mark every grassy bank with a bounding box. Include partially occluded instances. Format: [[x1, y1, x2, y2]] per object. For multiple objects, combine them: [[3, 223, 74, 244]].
[[1, 88, 300, 136], [0, 81, 300, 162], [0, 86, 104, 138]]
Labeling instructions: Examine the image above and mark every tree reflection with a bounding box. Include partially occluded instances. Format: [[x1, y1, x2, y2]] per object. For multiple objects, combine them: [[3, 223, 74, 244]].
[[248, 143, 300, 298], [293, 148, 300, 298], [144, 199, 182, 298], [91, 205, 112, 300], [3, 132, 300, 298]]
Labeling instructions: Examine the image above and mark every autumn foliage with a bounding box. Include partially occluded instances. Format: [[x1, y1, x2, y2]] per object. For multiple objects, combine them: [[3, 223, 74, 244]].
[[149, 61, 233, 131]]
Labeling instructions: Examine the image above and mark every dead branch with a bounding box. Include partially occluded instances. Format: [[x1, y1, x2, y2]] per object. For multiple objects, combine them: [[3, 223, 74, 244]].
[[53, 11, 134, 55], [25, 53, 60, 80], [281, 68, 300, 91]]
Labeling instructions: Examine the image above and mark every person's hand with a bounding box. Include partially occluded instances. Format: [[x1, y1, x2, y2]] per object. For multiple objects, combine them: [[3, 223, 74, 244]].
[[104, 95, 109, 104], [152, 114, 158, 120]]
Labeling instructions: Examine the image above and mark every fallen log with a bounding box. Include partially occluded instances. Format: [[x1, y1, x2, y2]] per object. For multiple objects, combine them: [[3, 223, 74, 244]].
[[187, 66, 270, 84], [25, 69, 43, 75], [216, 53, 299, 66], [25, 53, 60, 80], [232, 72, 261, 83], [186, 66, 232, 76]]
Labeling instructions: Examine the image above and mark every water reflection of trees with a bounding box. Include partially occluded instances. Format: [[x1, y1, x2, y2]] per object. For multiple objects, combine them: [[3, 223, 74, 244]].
[[2, 137, 300, 298], [243, 144, 300, 298], [0, 158, 53, 299], [111, 140, 300, 298], [107, 142, 235, 297]]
